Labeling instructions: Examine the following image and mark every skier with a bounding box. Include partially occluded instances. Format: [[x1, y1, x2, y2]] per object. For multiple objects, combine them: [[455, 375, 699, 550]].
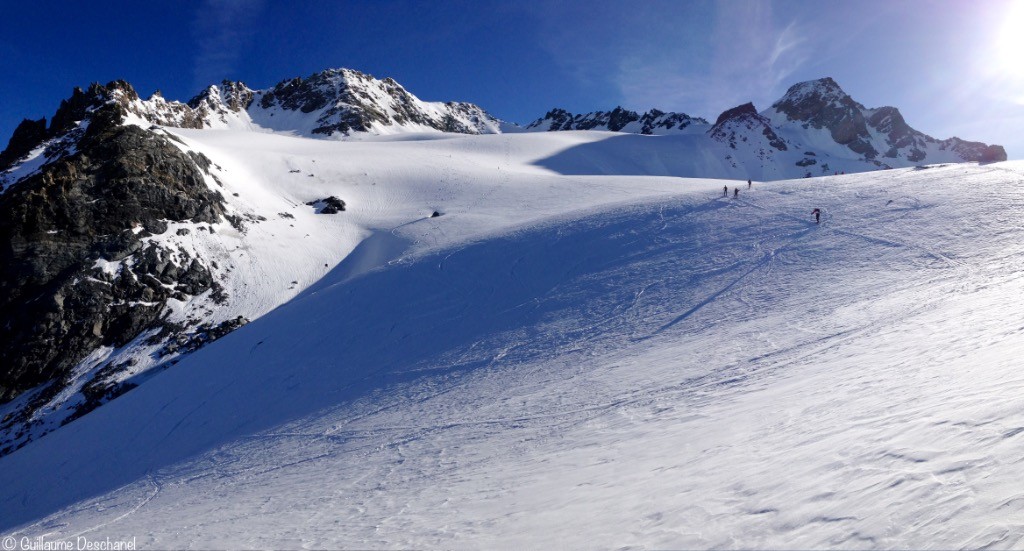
[[734, 188, 739, 198], [812, 208, 821, 224], [723, 185, 728, 197], [747, 179, 752, 189]]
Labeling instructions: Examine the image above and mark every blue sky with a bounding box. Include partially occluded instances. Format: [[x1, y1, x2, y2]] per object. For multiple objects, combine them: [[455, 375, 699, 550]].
[[2, 0, 1023, 157]]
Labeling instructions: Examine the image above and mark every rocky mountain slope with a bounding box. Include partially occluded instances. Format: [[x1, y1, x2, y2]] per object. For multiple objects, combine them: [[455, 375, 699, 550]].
[[121, 68, 507, 137], [762, 77, 1005, 166], [0, 69, 1008, 457], [0, 82, 252, 454], [0, 69, 515, 455], [529, 77, 1006, 174]]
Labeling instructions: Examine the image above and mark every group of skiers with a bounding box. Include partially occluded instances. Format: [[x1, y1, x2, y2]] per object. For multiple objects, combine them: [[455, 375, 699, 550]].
[[722, 179, 821, 224], [722, 179, 754, 198]]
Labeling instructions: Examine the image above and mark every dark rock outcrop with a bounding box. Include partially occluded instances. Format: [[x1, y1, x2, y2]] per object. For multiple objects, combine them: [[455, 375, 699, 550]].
[[0, 119, 48, 170], [527, 107, 707, 134], [159, 316, 249, 357], [306, 196, 346, 214], [255, 69, 502, 136], [0, 82, 228, 404], [709, 102, 788, 153], [188, 80, 255, 114], [771, 78, 877, 159], [769, 77, 1007, 164], [941, 138, 1007, 163]]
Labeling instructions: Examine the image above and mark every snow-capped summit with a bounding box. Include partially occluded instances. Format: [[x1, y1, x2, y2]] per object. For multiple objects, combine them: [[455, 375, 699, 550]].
[[527, 77, 1006, 173], [186, 81, 257, 129], [763, 77, 1007, 164], [766, 77, 892, 159], [0, 69, 508, 146], [709, 102, 789, 154], [249, 68, 506, 136]]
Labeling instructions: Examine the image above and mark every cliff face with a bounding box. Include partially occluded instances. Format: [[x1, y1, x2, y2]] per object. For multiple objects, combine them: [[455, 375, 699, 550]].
[[0, 82, 239, 454]]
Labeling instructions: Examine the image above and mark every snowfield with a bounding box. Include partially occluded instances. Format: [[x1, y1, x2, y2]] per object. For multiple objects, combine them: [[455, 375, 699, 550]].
[[1, 126, 1024, 549]]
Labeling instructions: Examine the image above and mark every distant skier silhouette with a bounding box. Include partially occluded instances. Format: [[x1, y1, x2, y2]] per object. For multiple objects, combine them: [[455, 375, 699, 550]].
[[734, 188, 739, 198], [812, 208, 821, 224], [747, 179, 752, 189], [723, 185, 728, 197]]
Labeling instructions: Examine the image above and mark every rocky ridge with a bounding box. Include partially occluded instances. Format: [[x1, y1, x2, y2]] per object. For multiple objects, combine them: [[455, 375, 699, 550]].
[[252, 68, 504, 136], [708, 102, 789, 155], [526, 107, 708, 134], [0, 82, 251, 455], [528, 77, 1006, 170], [763, 77, 1007, 165]]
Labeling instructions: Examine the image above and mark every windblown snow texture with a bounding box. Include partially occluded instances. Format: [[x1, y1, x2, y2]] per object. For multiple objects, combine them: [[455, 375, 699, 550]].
[[2, 132, 1024, 547], [0, 68, 1018, 549]]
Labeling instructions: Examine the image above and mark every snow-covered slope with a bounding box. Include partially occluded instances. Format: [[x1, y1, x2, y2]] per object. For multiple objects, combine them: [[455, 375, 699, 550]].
[[3, 156, 1024, 548], [0, 117, 705, 454], [0, 71, 512, 454]]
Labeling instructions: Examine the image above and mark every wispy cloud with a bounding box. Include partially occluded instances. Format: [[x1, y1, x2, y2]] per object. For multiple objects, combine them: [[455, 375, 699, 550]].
[[191, 0, 266, 92], [616, 2, 815, 118], [529, 0, 821, 119]]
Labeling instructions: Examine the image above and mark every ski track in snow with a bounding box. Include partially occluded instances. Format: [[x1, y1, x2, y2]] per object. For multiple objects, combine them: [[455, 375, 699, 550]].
[[2, 138, 1024, 549]]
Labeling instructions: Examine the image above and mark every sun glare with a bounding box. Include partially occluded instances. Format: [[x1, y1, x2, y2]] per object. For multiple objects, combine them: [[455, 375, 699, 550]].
[[995, 2, 1024, 78]]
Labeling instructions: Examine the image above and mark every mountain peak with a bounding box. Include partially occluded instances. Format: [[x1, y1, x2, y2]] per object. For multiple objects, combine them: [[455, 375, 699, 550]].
[[253, 67, 503, 136], [713, 102, 758, 126], [709, 102, 788, 155], [771, 77, 864, 123], [769, 77, 877, 158], [776, 77, 851, 107]]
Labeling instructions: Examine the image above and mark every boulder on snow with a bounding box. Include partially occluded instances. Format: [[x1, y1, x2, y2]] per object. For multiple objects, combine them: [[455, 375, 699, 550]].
[[306, 196, 346, 214]]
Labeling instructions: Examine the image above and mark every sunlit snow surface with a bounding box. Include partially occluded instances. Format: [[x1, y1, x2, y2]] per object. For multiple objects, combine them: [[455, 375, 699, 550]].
[[1, 126, 1023, 549]]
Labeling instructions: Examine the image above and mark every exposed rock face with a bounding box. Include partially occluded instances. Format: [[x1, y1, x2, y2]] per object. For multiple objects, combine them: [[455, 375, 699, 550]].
[[709, 102, 789, 154], [158, 316, 249, 358], [0, 119, 48, 169], [528, 77, 1006, 167], [253, 69, 504, 136], [527, 107, 708, 134], [770, 77, 877, 158], [639, 109, 707, 134], [0, 82, 234, 454], [4, 70, 504, 144], [188, 81, 255, 115], [766, 77, 1007, 164], [306, 196, 346, 214], [942, 138, 1007, 163]]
